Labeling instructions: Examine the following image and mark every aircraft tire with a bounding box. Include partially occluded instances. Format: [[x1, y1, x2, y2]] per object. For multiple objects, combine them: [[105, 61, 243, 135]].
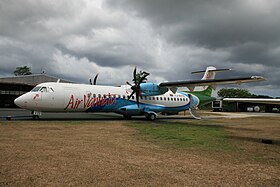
[[32, 115, 40, 120], [146, 113, 156, 121]]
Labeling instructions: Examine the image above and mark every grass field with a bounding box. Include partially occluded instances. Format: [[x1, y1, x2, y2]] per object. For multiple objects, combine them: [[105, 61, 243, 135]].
[[129, 121, 232, 151], [0, 116, 280, 186]]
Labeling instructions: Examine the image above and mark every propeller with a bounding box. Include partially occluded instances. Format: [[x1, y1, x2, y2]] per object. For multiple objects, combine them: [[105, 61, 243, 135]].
[[127, 67, 150, 108], [89, 73, 99, 85]]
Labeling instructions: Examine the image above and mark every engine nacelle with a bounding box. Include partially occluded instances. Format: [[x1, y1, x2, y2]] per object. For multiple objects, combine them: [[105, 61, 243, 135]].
[[139, 83, 168, 96]]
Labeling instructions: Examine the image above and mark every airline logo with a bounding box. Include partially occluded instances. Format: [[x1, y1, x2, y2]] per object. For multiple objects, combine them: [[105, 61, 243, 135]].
[[64, 94, 117, 110]]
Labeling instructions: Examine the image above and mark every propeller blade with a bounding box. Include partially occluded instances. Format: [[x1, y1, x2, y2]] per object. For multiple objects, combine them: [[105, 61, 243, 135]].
[[138, 73, 149, 85], [136, 91, 140, 108], [133, 66, 137, 84], [93, 73, 98, 85], [127, 90, 136, 100], [126, 81, 133, 86]]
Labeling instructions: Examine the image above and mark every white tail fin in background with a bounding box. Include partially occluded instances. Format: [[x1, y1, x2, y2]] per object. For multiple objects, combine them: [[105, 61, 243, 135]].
[[191, 66, 231, 91], [201, 66, 217, 80]]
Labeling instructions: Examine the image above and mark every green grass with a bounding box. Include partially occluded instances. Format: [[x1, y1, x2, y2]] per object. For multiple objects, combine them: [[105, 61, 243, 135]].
[[128, 121, 232, 151]]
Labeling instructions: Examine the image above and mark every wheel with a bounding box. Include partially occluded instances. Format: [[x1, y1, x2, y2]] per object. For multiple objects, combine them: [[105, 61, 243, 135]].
[[146, 113, 156, 121], [32, 115, 40, 120]]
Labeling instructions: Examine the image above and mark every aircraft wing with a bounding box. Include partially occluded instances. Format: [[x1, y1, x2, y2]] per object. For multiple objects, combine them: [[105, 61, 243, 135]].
[[158, 76, 265, 90], [223, 98, 280, 105]]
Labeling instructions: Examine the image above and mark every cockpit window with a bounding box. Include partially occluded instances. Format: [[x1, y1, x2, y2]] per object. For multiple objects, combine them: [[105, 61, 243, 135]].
[[31, 86, 41, 92], [40, 87, 47, 92]]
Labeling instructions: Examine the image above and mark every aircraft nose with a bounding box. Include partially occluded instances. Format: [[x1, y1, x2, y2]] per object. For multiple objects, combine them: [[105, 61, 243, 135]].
[[14, 95, 26, 108]]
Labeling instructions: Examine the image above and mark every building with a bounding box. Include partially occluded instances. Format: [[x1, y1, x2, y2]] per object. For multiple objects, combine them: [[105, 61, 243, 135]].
[[0, 74, 73, 108], [212, 99, 280, 113]]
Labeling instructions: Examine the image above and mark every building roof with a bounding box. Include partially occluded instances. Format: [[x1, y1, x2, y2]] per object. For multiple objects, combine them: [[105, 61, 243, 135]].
[[0, 74, 74, 86]]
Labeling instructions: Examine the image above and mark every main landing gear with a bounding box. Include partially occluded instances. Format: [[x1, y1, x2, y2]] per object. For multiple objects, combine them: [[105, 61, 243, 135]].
[[145, 113, 157, 121], [123, 113, 157, 121]]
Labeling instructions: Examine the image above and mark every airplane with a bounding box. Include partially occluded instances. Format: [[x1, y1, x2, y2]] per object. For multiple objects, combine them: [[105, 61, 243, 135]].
[[14, 66, 265, 120]]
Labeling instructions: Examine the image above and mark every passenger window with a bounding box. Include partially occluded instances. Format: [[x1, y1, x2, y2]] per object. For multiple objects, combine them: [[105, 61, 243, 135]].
[[156, 97, 159, 100], [132, 96, 135, 99], [164, 97, 166, 101], [152, 97, 155, 100], [140, 96, 143, 100], [171, 98, 173, 101], [123, 95, 126, 99], [160, 97, 162, 100]]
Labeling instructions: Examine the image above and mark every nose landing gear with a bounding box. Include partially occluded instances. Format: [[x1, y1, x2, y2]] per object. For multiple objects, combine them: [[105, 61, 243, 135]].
[[32, 111, 41, 120]]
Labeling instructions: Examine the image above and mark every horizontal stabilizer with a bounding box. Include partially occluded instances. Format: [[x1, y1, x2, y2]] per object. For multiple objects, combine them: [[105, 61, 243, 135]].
[[191, 68, 231, 74]]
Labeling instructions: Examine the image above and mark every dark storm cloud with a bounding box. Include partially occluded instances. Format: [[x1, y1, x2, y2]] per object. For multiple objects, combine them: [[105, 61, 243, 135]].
[[0, 0, 151, 83], [56, 41, 154, 68], [106, 0, 280, 48], [106, 0, 280, 96], [0, 0, 280, 96]]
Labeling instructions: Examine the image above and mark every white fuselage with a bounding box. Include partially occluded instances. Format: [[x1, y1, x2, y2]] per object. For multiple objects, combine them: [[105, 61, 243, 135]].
[[14, 82, 196, 114]]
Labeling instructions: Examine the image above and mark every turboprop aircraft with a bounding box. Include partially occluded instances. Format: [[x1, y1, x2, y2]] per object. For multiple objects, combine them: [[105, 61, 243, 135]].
[[14, 66, 264, 120]]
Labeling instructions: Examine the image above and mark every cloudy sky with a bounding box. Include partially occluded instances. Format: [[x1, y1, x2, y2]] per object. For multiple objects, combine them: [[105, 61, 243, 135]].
[[0, 0, 279, 96]]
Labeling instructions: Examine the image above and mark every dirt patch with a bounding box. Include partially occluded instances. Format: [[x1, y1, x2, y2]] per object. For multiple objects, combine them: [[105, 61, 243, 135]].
[[0, 119, 280, 186]]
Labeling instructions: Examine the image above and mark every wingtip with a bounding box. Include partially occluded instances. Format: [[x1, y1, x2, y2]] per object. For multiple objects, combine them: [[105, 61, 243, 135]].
[[251, 76, 266, 81]]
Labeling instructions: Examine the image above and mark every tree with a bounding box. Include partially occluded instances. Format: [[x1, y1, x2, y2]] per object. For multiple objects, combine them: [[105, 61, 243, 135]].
[[134, 70, 149, 83], [217, 88, 252, 98], [14, 66, 32, 76]]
